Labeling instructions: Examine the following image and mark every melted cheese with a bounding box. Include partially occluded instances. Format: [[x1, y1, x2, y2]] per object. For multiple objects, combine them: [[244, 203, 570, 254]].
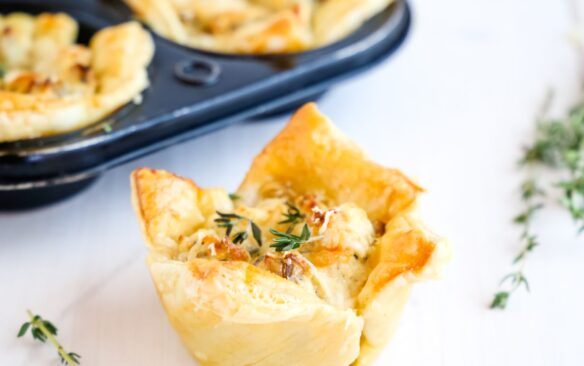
[[170, 191, 376, 311]]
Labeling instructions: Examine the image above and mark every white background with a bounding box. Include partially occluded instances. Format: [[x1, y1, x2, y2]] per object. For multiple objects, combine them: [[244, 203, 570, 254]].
[[2, 0, 584, 365]]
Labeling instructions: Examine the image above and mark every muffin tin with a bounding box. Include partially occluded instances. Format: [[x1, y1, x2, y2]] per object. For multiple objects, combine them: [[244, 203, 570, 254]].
[[0, 0, 411, 209]]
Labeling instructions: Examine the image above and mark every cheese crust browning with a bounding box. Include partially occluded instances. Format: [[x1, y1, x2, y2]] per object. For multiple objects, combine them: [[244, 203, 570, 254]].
[[124, 0, 394, 54], [0, 13, 154, 142], [131, 103, 450, 366]]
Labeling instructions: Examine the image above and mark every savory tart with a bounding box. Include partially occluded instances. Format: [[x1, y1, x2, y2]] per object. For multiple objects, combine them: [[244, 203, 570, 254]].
[[124, 0, 394, 54], [0, 13, 154, 142], [131, 103, 450, 366]]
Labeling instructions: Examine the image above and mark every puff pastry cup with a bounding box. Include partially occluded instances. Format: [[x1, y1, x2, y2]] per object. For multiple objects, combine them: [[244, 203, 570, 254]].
[[0, 13, 154, 142], [131, 103, 450, 366], [125, 0, 394, 54]]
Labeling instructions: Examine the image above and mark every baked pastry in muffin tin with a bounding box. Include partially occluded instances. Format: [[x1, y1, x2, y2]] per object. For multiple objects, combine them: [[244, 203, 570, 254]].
[[125, 0, 395, 54], [0, 12, 153, 142]]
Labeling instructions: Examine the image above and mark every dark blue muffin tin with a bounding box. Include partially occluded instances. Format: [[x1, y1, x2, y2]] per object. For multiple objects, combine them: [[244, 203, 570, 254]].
[[0, 0, 411, 209]]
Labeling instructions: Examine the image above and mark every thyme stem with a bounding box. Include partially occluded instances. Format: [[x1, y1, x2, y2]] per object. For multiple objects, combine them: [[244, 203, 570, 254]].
[[492, 91, 584, 309], [19, 310, 80, 365], [28, 310, 77, 365]]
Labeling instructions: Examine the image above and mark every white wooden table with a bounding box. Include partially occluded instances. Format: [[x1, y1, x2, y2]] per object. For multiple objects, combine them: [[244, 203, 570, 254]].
[[2, 0, 584, 365]]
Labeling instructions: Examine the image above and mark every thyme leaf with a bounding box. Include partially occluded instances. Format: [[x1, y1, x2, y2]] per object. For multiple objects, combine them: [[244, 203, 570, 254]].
[[250, 221, 263, 246], [228, 193, 241, 201], [232, 231, 248, 244], [270, 224, 316, 252]]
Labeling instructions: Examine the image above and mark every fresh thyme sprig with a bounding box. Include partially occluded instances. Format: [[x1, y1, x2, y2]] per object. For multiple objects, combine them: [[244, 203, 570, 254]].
[[491, 179, 544, 309], [524, 99, 584, 229], [270, 223, 319, 252], [18, 310, 81, 365], [492, 92, 584, 309], [278, 202, 305, 233], [215, 211, 262, 246]]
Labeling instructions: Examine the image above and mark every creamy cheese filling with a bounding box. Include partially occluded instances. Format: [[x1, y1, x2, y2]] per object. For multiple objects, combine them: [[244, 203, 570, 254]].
[[0, 13, 96, 98], [173, 193, 378, 310]]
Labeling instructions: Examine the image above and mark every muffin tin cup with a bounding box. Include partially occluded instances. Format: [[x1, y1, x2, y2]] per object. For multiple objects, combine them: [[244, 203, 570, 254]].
[[0, 0, 412, 209]]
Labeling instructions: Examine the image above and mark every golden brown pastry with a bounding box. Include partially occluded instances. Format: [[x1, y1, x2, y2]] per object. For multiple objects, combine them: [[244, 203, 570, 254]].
[[131, 103, 450, 366], [124, 0, 394, 54], [0, 13, 154, 142]]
